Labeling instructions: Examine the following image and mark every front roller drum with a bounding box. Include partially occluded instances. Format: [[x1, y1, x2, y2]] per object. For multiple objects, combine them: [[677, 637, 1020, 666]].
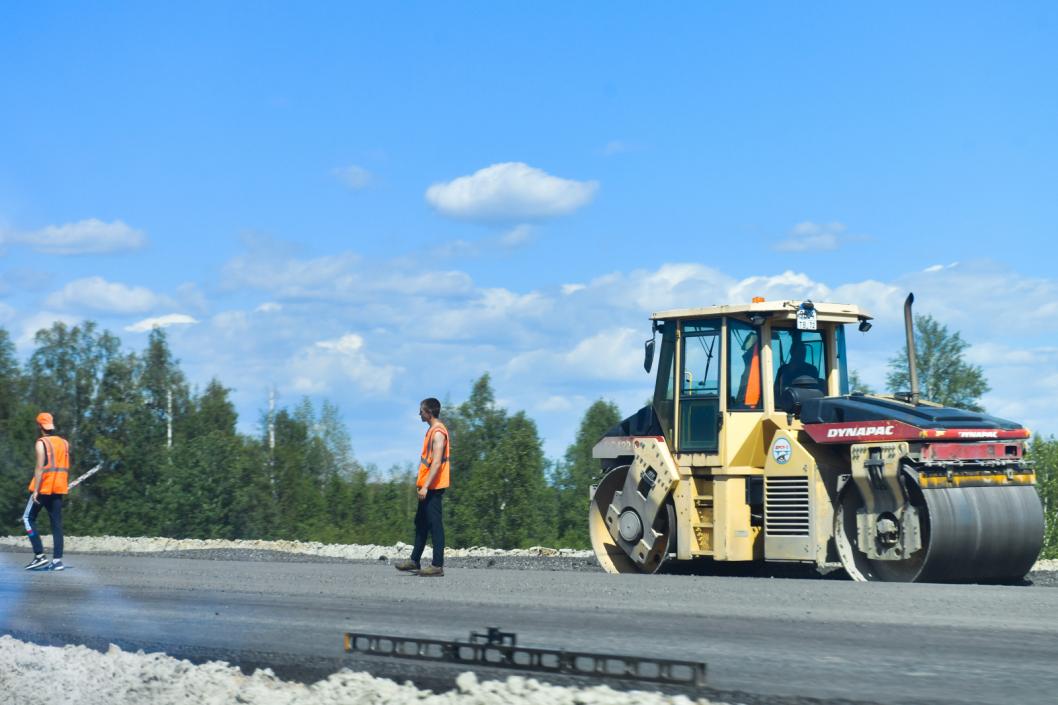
[[836, 479, 1044, 583], [589, 465, 675, 574]]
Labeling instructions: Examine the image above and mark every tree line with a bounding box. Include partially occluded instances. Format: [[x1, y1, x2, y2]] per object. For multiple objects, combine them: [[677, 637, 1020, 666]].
[[0, 322, 619, 549], [0, 316, 1055, 557]]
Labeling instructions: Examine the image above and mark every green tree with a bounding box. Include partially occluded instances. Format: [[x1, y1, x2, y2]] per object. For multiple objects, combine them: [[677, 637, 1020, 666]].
[[26, 321, 122, 467], [1027, 436, 1058, 559], [553, 399, 621, 547], [886, 314, 989, 410], [445, 374, 509, 546], [362, 466, 419, 545], [183, 379, 238, 439], [460, 412, 552, 548], [0, 328, 35, 527], [848, 370, 874, 394]]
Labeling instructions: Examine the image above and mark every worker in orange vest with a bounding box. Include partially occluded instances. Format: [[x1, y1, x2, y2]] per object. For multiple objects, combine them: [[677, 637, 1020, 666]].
[[23, 412, 70, 571], [394, 397, 450, 577]]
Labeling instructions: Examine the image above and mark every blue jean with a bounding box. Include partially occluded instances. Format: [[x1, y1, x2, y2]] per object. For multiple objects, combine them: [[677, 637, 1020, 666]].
[[23, 494, 63, 559]]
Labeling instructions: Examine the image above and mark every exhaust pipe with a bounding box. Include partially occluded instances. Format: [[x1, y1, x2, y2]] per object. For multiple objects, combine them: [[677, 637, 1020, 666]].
[[903, 293, 919, 405]]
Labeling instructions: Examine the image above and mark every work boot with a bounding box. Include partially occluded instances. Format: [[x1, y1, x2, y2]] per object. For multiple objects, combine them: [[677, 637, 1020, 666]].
[[393, 559, 420, 572], [418, 565, 444, 577]]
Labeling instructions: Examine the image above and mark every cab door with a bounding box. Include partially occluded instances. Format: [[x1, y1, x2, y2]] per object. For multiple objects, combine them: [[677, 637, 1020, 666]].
[[677, 320, 721, 453]]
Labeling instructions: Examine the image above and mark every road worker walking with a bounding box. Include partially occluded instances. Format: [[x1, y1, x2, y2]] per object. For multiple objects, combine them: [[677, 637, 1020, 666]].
[[23, 412, 69, 571], [395, 398, 450, 577]]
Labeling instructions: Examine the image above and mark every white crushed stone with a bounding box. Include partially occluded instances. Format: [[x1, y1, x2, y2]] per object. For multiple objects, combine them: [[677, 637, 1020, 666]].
[[0, 535, 593, 560], [0, 635, 722, 705]]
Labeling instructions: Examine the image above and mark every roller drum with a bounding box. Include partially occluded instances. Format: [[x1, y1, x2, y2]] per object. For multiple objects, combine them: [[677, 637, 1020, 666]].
[[917, 485, 1045, 582]]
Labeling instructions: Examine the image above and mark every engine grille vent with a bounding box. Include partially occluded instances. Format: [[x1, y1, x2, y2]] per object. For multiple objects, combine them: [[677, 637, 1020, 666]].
[[765, 477, 810, 536]]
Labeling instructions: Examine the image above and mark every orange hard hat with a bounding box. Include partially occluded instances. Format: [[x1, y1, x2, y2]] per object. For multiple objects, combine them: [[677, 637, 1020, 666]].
[[36, 412, 55, 430]]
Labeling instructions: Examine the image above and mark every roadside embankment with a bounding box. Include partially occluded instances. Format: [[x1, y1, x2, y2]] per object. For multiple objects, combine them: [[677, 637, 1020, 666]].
[[0, 635, 722, 705], [2, 535, 1054, 575], [0, 535, 592, 560]]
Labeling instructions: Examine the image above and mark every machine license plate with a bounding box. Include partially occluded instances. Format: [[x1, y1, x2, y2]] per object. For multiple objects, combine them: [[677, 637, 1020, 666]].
[[797, 307, 817, 330]]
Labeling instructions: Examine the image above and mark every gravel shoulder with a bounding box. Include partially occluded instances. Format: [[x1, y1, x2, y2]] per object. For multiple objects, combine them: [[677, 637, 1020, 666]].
[[2, 535, 1054, 585]]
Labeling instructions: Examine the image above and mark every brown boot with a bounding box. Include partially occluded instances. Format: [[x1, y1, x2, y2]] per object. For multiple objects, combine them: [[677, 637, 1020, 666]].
[[393, 559, 420, 572], [418, 565, 444, 577]]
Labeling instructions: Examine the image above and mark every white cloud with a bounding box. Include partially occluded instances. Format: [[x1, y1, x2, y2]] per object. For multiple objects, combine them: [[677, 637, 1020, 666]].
[[425, 162, 598, 222], [923, 262, 959, 273], [332, 165, 373, 190], [601, 140, 633, 156], [430, 288, 553, 341], [774, 221, 850, 252], [507, 327, 643, 383], [728, 270, 832, 305], [167, 239, 1058, 465], [44, 277, 169, 314], [223, 248, 473, 301], [125, 314, 199, 332], [17, 219, 146, 254], [500, 224, 534, 247], [175, 282, 209, 312], [290, 333, 400, 395]]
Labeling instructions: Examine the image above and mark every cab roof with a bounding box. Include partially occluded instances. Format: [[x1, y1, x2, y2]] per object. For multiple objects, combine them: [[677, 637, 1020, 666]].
[[651, 300, 870, 324]]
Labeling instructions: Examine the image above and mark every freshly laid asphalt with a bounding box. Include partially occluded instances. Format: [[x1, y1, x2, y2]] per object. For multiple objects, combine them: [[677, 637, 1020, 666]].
[[1, 552, 1056, 705]]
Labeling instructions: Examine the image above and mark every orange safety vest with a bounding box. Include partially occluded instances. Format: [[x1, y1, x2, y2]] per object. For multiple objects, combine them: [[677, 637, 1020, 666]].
[[744, 342, 761, 407], [417, 423, 450, 490], [28, 435, 70, 495]]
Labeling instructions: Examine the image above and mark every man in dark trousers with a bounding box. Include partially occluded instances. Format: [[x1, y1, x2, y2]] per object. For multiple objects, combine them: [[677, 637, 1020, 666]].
[[395, 397, 450, 577], [23, 412, 70, 571]]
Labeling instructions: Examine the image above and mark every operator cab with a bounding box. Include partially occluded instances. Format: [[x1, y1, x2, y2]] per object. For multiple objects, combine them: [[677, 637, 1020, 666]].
[[644, 300, 868, 456]]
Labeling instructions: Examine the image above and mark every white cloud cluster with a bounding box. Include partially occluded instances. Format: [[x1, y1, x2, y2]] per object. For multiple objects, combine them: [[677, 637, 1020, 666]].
[[332, 165, 373, 190], [774, 221, 852, 252], [17, 219, 146, 255], [19, 229, 1058, 467], [425, 162, 598, 221], [125, 314, 199, 333], [44, 277, 169, 314], [290, 333, 400, 396], [223, 248, 473, 302]]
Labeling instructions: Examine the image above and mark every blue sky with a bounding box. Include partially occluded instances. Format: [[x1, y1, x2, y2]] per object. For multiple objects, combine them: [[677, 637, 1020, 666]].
[[2, 3, 1057, 467]]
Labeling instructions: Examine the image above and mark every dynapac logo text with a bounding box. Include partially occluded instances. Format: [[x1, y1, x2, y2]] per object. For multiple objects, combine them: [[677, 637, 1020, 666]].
[[827, 425, 895, 438], [957, 431, 998, 439]]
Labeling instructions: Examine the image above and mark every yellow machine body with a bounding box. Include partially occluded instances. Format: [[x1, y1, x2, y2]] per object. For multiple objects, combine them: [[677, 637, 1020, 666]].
[[589, 300, 1044, 582]]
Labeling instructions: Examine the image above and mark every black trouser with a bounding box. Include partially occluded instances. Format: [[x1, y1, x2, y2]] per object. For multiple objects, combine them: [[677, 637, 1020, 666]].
[[410, 489, 445, 567], [24, 494, 63, 559]]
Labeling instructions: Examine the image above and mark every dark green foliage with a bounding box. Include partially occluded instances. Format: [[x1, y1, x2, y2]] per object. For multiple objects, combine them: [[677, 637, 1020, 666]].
[[1027, 437, 1058, 559], [460, 411, 553, 548], [0, 323, 620, 550], [552, 399, 621, 548], [886, 314, 989, 411], [847, 370, 874, 395]]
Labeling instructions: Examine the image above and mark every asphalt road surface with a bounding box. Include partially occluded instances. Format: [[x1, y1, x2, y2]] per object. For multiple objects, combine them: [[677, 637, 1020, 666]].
[[1, 552, 1056, 705]]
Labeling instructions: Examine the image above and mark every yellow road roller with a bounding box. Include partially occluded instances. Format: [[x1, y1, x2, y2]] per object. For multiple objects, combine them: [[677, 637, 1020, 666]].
[[589, 295, 1045, 582]]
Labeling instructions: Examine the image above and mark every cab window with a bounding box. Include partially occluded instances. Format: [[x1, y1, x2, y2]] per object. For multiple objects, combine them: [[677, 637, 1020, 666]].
[[679, 321, 720, 452], [728, 319, 763, 411], [652, 322, 676, 441], [771, 328, 826, 399]]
